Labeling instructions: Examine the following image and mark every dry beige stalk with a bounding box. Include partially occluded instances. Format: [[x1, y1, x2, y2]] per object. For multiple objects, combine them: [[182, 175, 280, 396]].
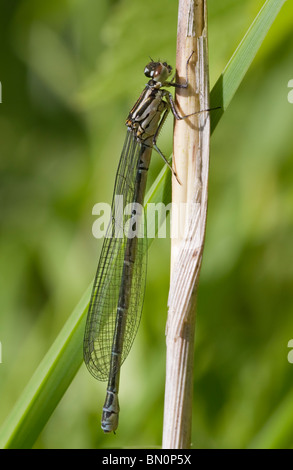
[[162, 0, 210, 449]]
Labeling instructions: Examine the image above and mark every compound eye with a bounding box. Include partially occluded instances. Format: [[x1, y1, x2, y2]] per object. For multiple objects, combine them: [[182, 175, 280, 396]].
[[144, 66, 151, 76], [144, 61, 161, 79], [144, 61, 172, 81], [153, 63, 163, 78]]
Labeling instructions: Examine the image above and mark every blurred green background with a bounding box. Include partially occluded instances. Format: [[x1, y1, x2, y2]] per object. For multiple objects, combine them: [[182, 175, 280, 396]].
[[0, 0, 293, 449]]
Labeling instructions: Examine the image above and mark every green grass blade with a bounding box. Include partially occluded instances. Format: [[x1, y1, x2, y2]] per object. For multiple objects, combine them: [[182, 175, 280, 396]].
[[0, 287, 91, 449], [210, 0, 287, 132], [0, 0, 287, 449], [248, 389, 293, 449]]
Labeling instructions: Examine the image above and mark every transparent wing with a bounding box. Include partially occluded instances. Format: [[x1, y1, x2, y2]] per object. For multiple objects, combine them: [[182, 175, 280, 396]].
[[83, 130, 149, 381]]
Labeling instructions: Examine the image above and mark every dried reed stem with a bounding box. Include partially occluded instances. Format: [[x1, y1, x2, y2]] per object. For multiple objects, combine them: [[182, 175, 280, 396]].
[[162, 0, 210, 449]]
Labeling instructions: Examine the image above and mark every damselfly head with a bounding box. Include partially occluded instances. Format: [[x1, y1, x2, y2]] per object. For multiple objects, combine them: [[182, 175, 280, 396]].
[[144, 61, 172, 83]]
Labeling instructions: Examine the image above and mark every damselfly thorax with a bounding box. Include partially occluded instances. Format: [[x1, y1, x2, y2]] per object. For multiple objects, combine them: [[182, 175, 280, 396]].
[[126, 81, 169, 146]]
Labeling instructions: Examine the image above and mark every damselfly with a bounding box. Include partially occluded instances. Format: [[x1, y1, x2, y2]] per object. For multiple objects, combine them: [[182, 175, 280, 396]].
[[84, 52, 210, 433]]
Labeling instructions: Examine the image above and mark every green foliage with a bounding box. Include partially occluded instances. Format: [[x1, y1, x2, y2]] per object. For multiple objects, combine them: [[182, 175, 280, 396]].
[[0, 0, 292, 449]]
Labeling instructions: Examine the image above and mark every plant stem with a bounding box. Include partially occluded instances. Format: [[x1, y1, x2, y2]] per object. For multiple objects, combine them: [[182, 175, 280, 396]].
[[162, 0, 210, 449]]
